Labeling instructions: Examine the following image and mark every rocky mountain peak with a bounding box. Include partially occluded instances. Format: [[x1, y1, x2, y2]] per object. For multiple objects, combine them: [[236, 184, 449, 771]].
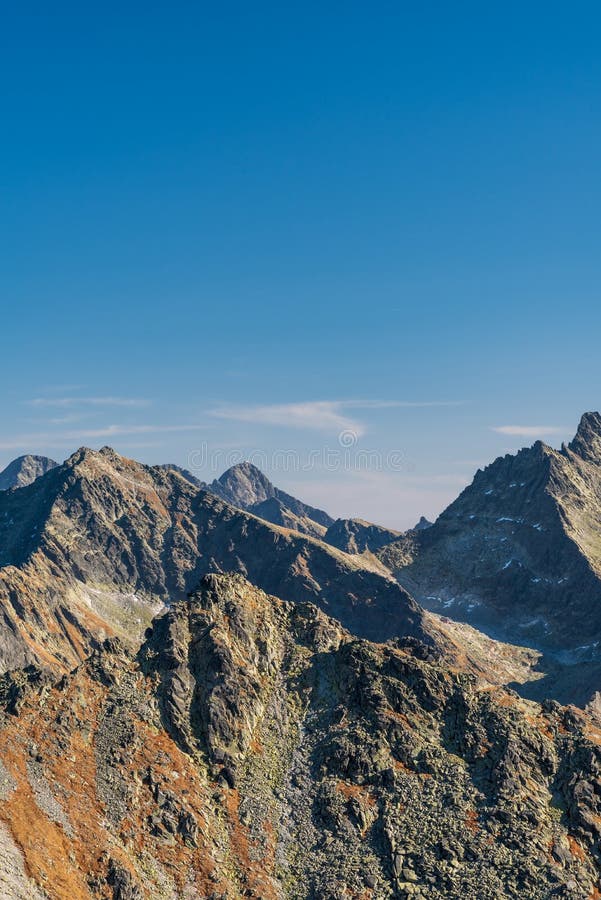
[[155, 462, 205, 488], [208, 461, 334, 534], [568, 410, 601, 463], [413, 515, 433, 531], [212, 461, 275, 507], [377, 411, 601, 661], [0, 454, 58, 490]]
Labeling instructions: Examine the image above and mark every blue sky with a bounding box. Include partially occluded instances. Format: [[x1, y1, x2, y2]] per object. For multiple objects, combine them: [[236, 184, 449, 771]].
[[2, 3, 601, 527]]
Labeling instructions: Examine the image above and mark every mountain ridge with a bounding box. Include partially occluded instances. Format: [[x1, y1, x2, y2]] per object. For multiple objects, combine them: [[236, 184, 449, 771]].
[[379, 412, 601, 654], [0, 445, 428, 675]]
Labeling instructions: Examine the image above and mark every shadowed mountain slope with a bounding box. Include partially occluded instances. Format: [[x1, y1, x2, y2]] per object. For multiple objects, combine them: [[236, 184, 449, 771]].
[[380, 412, 601, 653], [324, 518, 402, 554]]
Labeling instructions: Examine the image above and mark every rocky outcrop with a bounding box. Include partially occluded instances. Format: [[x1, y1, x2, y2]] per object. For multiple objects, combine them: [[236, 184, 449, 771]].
[[247, 496, 327, 538], [1, 573, 601, 898], [0, 456, 58, 491]]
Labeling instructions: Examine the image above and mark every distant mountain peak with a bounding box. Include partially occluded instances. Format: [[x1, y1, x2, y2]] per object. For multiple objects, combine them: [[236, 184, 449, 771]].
[[0, 454, 58, 491], [213, 461, 276, 507], [324, 517, 401, 554], [413, 515, 433, 531], [568, 410, 601, 463], [208, 461, 334, 534]]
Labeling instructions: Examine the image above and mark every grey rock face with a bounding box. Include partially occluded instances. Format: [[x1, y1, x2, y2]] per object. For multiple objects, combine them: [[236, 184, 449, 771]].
[[155, 463, 205, 488], [140, 573, 601, 899], [568, 410, 601, 464], [0, 455, 58, 491], [379, 411, 601, 653]]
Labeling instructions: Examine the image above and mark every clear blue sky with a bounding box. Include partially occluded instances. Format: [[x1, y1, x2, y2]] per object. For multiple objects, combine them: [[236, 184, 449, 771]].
[[2, 3, 601, 527]]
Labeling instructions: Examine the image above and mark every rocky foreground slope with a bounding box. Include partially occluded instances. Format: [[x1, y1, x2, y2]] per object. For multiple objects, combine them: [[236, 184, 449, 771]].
[[379, 412, 601, 654], [1, 574, 601, 899], [0, 447, 426, 675]]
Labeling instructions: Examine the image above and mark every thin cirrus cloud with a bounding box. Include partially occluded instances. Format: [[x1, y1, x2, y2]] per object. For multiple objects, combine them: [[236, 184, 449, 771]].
[[491, 425, 567, 437], [209, 399, 461, 436], [29, 396, 151, 408], [0, 423, 208, 451], [210, 401, 365, 435], [66, 424, 208, 439]]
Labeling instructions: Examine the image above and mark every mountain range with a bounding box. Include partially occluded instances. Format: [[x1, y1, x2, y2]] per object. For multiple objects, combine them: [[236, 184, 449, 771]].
[[0, 446, 425, 675], [2, 415, 601, 897]]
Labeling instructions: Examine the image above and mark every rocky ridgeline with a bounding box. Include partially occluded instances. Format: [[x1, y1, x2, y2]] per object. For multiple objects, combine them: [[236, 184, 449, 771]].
[[323, 518, 402, 555], [0, 446, 427, 674], [0, 574, 600, 898]]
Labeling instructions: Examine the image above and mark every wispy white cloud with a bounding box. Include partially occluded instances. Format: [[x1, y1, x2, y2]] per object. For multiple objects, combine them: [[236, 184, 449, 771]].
[[209, 401, 366, 435], [29, 396, 151, 409], [0, 423, 208, 451], [491, 425, 567, 437], [341, 400, 463, 410], [65, 424, 208, 439], [47, 414, 90, 425], [209, 399, 461, 436]]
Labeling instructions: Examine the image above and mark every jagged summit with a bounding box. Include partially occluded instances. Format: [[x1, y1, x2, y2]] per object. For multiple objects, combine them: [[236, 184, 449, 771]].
[[155, 462, 205, 487], [568, 410, 601, 463], [413, 515, 433, 531], [0, 454, 58, 490], [211, 460, 276, 507]]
